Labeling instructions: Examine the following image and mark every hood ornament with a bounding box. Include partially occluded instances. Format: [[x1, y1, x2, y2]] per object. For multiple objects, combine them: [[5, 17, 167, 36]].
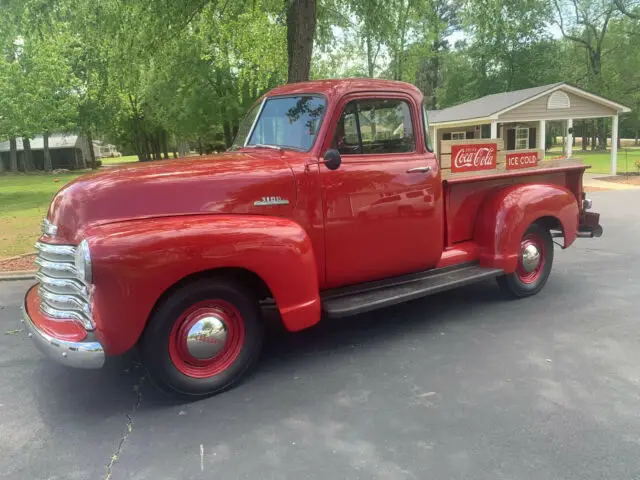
[[254, 196, 290, 206]]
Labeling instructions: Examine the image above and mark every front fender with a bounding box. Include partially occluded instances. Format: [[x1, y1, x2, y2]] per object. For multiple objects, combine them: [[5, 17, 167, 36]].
[[474, 183, 579, 273], [84, 215, 321, 355]]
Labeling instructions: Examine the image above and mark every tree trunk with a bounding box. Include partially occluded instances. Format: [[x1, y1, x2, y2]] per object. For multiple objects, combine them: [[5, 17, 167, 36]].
[[286, 0, 316, 83], [162, 130, 169, 160], [597, 118, 607, 151], [591, 120, 597, 151], [85, 131, 97, 168], [22, 137, 34, 171], [43, 132, 53, 172], [173, 147, 178, 159], [366, 34, 374, 78], [9, 137, 17, 171], [155, 131, 163, 160], [142, 130, 152, 161], [582, 120, 588, 151], [223, 122, 233, 148], [635, 130, 638, 146]]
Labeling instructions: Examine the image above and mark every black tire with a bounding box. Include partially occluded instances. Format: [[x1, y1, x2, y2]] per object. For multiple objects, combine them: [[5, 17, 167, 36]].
[[139, 277, 264, 398], [496, 223, 554, 298]]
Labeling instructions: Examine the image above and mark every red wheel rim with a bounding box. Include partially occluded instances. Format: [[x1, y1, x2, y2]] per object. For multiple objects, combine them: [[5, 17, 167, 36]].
[[516, 232, 546, 284], [169, 300, 245, 378]]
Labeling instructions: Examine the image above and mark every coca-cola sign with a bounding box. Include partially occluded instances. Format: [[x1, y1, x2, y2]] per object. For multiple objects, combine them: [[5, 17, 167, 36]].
[[450, 143, 497, 173], [506, 151, 538, 170]]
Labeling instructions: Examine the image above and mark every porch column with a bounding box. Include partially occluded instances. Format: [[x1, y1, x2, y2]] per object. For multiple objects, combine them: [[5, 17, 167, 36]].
[[538, 119, 546, 151], [490, 120, 498, 139], [611, 114, 619, 176], [566, 119, 573, 158]]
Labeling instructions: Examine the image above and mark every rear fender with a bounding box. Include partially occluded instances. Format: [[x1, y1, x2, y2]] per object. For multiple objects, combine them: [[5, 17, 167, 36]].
[[84, 215, 321, 355], [474, 183, 579, 273]]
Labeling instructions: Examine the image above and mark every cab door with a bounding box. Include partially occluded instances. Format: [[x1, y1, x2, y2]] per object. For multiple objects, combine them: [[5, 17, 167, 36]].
[[320, 94, 443, 289]]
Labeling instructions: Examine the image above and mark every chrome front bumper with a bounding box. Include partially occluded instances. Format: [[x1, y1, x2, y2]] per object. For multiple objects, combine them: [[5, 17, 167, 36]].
[[22, 299, 105, 369]]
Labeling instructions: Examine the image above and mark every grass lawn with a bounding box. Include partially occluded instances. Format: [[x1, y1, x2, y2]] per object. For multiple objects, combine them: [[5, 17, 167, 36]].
[[100, 154, 139, 166], [545, 147, 640, 174], [0, 173, 82, 258]]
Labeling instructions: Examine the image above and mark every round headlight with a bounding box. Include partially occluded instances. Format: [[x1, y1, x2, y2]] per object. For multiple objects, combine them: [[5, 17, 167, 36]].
[[74, 239, 93, 284]]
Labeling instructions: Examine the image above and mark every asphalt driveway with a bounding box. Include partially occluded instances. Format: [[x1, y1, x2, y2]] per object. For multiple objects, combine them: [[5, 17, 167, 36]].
[[2, 189, 640, 480]]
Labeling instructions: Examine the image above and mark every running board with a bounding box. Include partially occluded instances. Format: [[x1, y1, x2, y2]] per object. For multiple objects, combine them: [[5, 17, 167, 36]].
[[321, 263, 503, 318]]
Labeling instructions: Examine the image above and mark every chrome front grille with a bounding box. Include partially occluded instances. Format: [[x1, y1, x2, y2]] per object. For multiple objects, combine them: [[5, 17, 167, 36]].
[[35, 242, 94, 330]]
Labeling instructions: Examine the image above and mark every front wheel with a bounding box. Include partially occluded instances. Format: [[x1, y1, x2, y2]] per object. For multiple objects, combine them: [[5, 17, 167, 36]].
[[140, 278, 264, 398], [497, 223, 554, 298]]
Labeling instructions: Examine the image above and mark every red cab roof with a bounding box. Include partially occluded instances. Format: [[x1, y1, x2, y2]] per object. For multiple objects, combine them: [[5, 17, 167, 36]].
[[265, 79, 424, 103]]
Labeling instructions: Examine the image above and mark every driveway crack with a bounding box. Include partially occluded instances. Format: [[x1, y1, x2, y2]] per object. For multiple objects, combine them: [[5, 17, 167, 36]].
[[104, 371, 146, 480]]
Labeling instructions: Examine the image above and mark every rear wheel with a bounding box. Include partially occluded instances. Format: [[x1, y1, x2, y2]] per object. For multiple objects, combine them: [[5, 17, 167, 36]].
[[140, 278, 264, 398], [497, 223, 554, 298]]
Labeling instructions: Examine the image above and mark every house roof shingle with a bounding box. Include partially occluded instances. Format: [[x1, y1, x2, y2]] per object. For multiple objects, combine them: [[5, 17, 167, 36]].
[[0, 133, 80, 152], [427, 83, 565, 124]]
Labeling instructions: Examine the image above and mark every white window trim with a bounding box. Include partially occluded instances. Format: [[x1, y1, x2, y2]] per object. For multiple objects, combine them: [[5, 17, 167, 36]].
[[515, 126, 529, 150], [451, 131, 466, 141]]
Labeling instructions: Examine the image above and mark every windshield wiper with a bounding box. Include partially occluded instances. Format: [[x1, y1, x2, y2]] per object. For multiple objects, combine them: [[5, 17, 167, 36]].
[[244, 144, 282, 150]]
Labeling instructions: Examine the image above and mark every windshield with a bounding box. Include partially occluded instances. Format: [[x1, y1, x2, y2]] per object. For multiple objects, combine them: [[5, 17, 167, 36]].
[[232, 95, 326, 152]]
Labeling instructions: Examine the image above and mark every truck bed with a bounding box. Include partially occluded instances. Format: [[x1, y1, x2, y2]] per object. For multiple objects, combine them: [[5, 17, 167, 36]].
[[442, 159, 587, 247]]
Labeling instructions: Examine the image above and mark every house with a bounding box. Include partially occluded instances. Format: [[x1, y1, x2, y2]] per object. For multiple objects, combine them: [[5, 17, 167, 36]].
[[0, 133, 98, 170], [427, 83, 631, 175]]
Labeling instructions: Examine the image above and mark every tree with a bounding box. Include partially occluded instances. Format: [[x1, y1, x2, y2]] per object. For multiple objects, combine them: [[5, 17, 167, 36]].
[[287, 0, 317, 82], [614, 0, 640, 19], [553, 0, 621, 150], [414, 0, 459, 108]]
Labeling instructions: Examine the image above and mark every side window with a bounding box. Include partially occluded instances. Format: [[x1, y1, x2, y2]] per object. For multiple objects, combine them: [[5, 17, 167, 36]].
[[358, 99, 414, 154], [332, 101, 361, 154], [331, 98, 415, 155]]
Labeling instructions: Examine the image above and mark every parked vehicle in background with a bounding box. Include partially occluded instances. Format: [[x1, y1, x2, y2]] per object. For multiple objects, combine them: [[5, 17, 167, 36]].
[[23, 79, 602, 398]]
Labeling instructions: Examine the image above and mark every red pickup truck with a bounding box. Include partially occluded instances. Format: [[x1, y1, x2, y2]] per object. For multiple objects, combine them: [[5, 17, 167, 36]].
[[23, 79, 602, 397]]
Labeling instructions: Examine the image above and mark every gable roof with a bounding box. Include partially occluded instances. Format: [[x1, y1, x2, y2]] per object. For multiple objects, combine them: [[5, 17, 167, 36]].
[[0, 133, 81, 152], [428, 82, 630, 125]]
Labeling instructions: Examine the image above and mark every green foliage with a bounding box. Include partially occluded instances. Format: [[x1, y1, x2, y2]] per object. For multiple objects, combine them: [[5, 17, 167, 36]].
[[0, 0, 639, 166]]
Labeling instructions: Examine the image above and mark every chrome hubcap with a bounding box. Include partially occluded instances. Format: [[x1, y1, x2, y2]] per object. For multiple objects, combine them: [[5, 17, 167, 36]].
[[185, 315, 228, 359], [521, 244, 541, 273]]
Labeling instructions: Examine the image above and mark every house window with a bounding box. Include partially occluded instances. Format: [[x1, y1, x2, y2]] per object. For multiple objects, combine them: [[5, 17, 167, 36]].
[[451, 131, 465, 141], [516, 127, 529, 150]]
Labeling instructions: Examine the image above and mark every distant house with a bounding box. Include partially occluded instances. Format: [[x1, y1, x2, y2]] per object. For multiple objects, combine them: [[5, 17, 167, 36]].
[[0, 133, 98, 170]]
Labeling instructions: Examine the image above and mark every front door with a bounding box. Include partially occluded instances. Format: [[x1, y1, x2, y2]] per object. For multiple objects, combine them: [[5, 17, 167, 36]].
[[320, 94, 443, 288]]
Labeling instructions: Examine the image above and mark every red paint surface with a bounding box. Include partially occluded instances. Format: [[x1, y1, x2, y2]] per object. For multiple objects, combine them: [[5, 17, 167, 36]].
[[319, 90, 442, 287], [473, 183, 579, 273], [85, 215, 320, 354], [436, 242, 479, 268], [25, 285, 87, 342], [450, 143, 497, 173], [445, 169, 584, 246], [34, 79, 593, 357], [506, 151, 539, 170]]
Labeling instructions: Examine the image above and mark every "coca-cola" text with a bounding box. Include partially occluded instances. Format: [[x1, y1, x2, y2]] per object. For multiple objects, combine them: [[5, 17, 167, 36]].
[[450, 144, 497, 173]]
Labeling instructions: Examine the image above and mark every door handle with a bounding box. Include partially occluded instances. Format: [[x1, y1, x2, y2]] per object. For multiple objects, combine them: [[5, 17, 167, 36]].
[[406, 166, 432, 174]]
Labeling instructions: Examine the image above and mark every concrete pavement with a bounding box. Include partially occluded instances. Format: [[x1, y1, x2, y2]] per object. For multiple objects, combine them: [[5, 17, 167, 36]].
[[1, 189, 640, 480], [583, 173, 639, 190]]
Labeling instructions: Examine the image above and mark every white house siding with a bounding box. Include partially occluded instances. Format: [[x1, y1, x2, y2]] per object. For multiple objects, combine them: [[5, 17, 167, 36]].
[[498, 90, 618, 122]]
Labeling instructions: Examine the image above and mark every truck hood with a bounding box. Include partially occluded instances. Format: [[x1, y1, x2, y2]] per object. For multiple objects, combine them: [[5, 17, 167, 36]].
[[46, 151, 298, 243]]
